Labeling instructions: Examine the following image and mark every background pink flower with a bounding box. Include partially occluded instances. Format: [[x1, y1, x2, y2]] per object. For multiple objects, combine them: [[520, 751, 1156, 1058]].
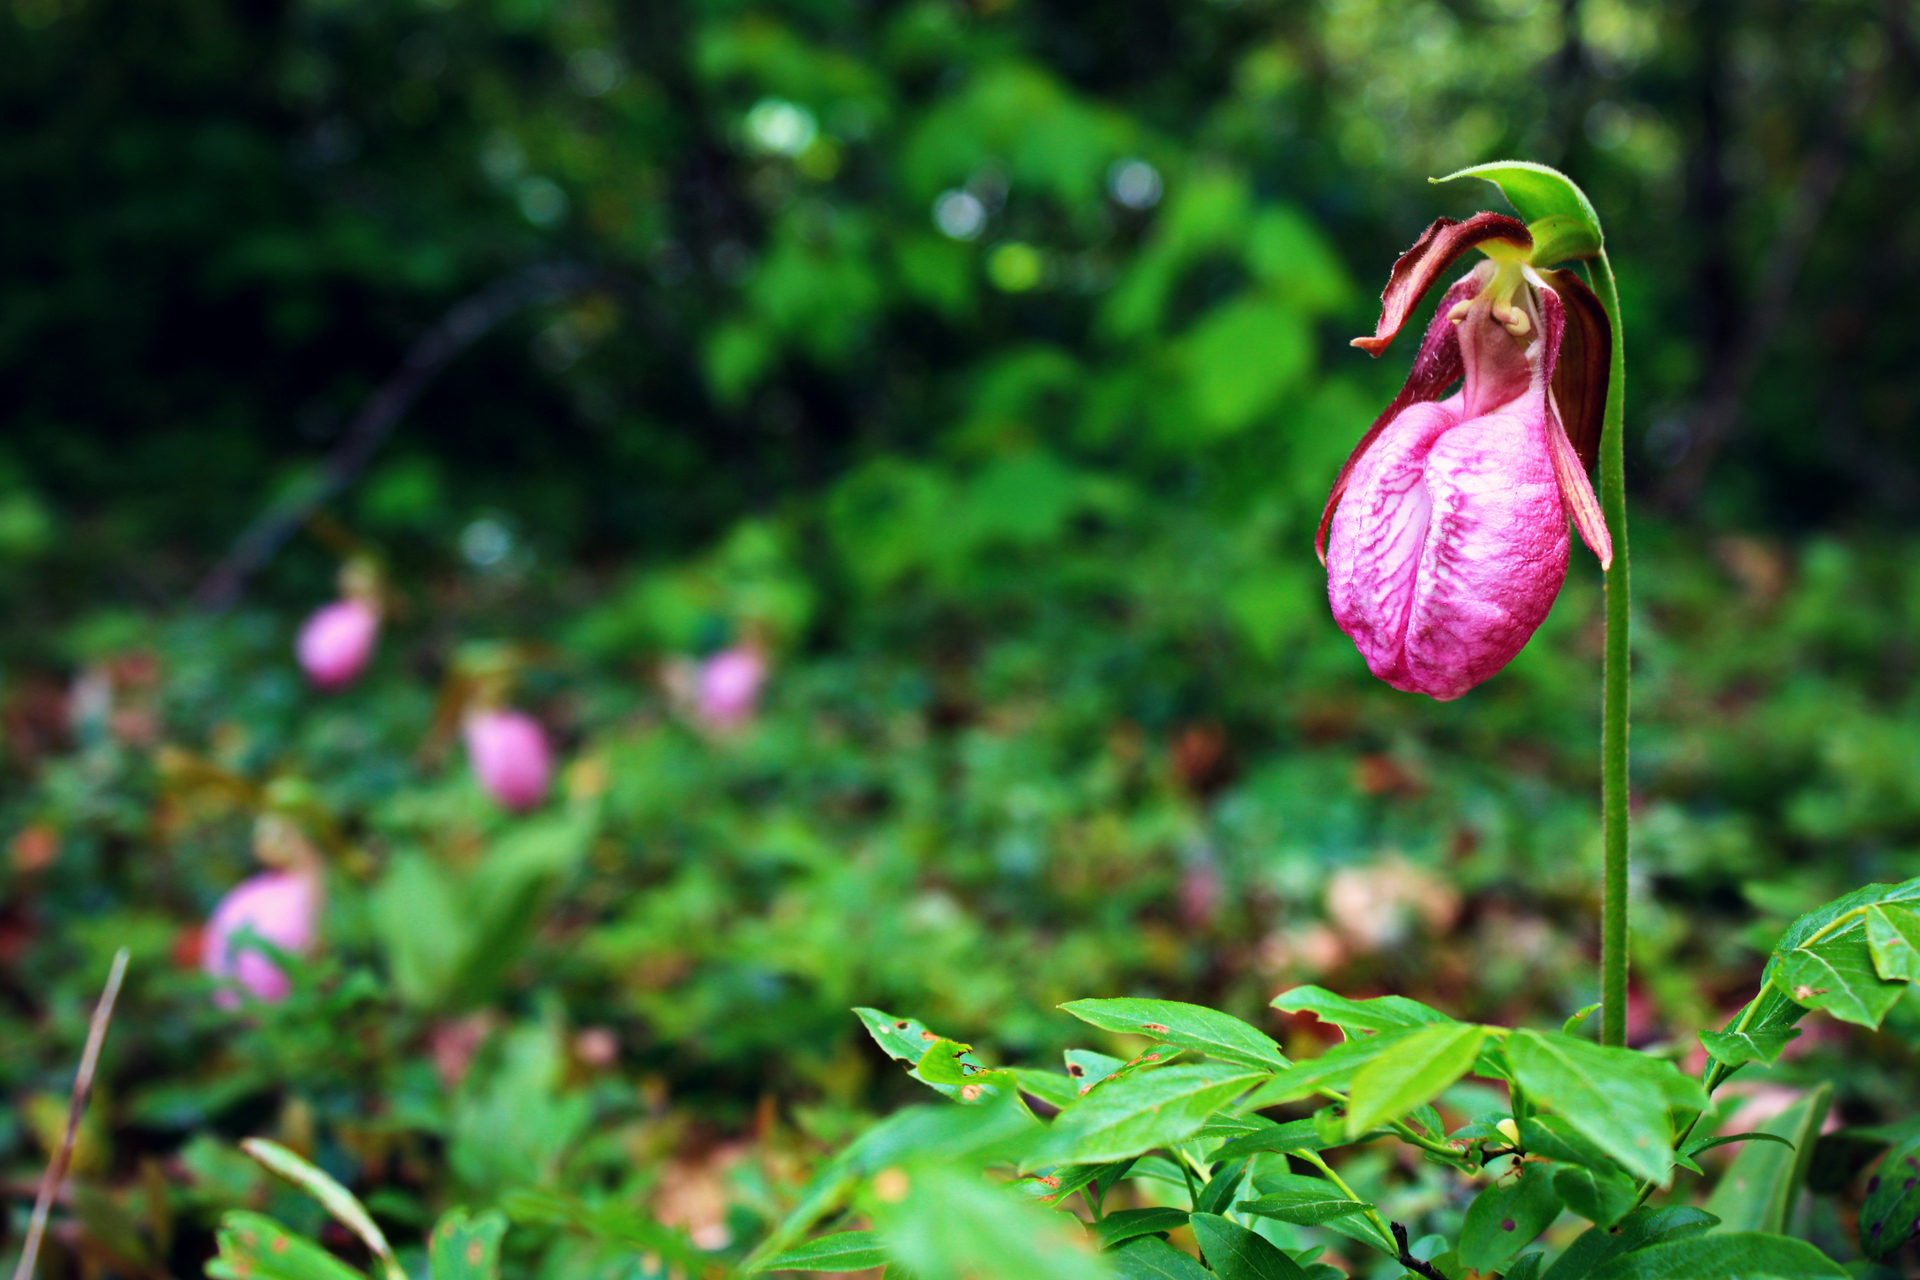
[[464, 708, 553, 810], [203, 870, 320, 1007], [295, 598, 380, 691], [696, 645, 767, 731]]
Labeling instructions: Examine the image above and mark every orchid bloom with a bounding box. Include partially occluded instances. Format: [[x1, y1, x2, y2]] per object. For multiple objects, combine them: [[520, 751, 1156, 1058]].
[[296, 597, 380, 691], [203, 869, 321, 1007], [464, 707, 553, 811], [1320, 212, 1613, 700]]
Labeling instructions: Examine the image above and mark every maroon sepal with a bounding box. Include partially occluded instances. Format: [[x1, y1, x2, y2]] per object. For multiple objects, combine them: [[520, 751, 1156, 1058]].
[[1536, 267, 1610, 474], [1316, 271, 1484, 565], [1351, 212, 1532, 357], [1531, 280, 1612, 568]]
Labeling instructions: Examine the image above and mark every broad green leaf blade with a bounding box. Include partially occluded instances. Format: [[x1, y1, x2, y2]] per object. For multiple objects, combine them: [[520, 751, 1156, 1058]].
[[1092, 1208, 1191, 1249], [875, 1165, 1111, 1280], [1109, 1236, 1211, 1280], [1538, 1206, 1720, 1280], [1189, 1212, 1310, 1280], [1506, 1030, 1701, 1183], [1238, 1026, 1430, 1110], [1858, 1129, 1920, 1259], [1774, 918, 1906, 1027], [208, 1212, 369, 1280], [1552, 1165, 1637, 1229], [1432, 162, 1603, 257], [1060, 998, 1288, 1069], [914, 1038, 1015, 1103], [428, 1209, 507, 1280], [1025, 1063, 1266, 1169], [855, 1009, 978, 1100], [1459, 1162, 1561, 1271], [1519, 1114, 1623, 1176], [1015, 1068, 1081, 1110], [1680, 1132, 1795, 1159], [1270, 986, 1455, 1035], [757, 1231, 888, 1273], [1866, 903, 1920, 981], [1236, 1172, 1368, 1225], [1504, 1253, 1546, 1280], [1067, 1049, 1129, 1090], [1701, 1083, 1831, 1234], [1314, 1210, 1396, 1257], [1344, 1023, 1484, 1138], [242, 1139, 401, 1280], [1195, 1160, 1248, 1216], [1695, 1027, 1800, 1067], [1212, 1119, 1327, 1163], [1583, 1231, 1847, 1279]]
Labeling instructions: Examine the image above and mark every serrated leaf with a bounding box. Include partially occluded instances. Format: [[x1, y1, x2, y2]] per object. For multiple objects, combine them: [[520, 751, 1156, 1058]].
[[1189, 1213, 1310, 1280], [1866, 903, 1920, 982], [1270, 986, 1455, 1035], [1702, 1083, 1830, 1234], [208, 1212, 368, 1280], [1025, 1063, 1266, 1169], [1237, 1172, 1369, 1225], [1538, 1206, 1719, 1280], [757, 1230, 887, 1273], [1695, 1027, 1800, 1067], [1582, 1231, 1847, 1279], [1344, 1023, 1484, 1139], [1858, 1130, 1920, 1259], [1109, 1236, 1212, 1280], [1506, 1030, 1700, 1183], [1552, 1165, 1637, 1230], [1061, 998, 1287, 1069], [1432, 161, 1604, 257], [1459, 1162, 1561, 1271], [428, 1209, 506, 1280], [1093, 1208, 1190, 1249]]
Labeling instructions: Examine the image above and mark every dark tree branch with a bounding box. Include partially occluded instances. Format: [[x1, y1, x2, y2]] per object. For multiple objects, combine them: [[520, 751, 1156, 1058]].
[[192, 261, 597, 610], [1391, 1221, 1448, 1280]]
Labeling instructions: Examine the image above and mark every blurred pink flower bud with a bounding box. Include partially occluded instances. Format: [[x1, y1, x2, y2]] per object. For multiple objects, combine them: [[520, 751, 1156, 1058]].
[[464, 708, 552, 811], [203, 870, 320, 1008], [696, 645, 767, 731], [296, 599, 380, 690], [1322, 214, 1612, 701]]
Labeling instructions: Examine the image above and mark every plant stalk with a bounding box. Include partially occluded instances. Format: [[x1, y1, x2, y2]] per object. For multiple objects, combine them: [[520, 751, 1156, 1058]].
[[1591, 251, 1631, 1048]]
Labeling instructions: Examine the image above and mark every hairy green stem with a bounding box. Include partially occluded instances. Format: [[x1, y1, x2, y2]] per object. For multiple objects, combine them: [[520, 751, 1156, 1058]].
[[1591, 251, 1632, 1049]]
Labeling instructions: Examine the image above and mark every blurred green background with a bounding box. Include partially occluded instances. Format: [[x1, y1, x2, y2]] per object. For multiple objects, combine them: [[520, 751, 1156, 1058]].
[[4, 0, 1919, 1275]]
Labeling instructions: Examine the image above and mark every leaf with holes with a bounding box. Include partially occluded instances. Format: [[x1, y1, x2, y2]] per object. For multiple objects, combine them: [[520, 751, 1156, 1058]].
[[1060, 998, 1287, 1069], [855, 1008, 972, 1098]]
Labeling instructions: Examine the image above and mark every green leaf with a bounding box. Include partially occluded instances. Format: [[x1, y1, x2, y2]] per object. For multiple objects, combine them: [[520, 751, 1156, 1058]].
[[428, 1209, 506, 1280], [1459, 1161, 1561, 1271], [1236, 1172, 1369, 1225], [207, 1212, 368, 1280], [500, 1189, 706, 1271], [1540, 1206, 1719, 1280], [757, 1231, 888, 1273], [1679, 1131, 1795, 1159], [1060, 998, 1288, 1069], [241, 1140, 402, 1280], [1015, 1068, 1082, 1110], [856, 1008, 984, 1098], [1552, 1165, 1637, 1230], [1773, 921, 1906, 1028], [1109, 1236, 1212, 1280], [1561, 1004, 1601, 1035], [1519, 1114, 1622, 1176], [914, 1038, 1016, 1103], [1344, 1023, 1485, 1139], [1504, 1253, 1547, 1280], [1270, 986, 1455, 1035], [1092, 1208, 1191, 1249], [1066, 1048, 1129, 1090], [875, 1165, 1112, 1280], [1857, 1129, 1920, 1259], [1212, 1119, 1326, 1163], [1866, 903, 1920, 981], [1582, 1231, 1847, 1279], [1238, 1026, 1430, 1110], [1189, 1212, 1311, 1280], [1505, 1030, 1701, 1183], [1195, 1159, 1248, 1215], [1702, 1083, 1831, 1233], [1432, 161, 1603, 258], [1025, 1062, 1267, 1169], [1695, 1027, 1800, 1067]]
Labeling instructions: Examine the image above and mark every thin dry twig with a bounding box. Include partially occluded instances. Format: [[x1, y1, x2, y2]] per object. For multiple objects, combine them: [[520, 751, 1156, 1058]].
[[10, 948, 130, 1280]]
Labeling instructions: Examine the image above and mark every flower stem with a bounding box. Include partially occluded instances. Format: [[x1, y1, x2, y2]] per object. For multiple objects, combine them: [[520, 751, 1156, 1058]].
[[1590, 251, 1631, 1049]]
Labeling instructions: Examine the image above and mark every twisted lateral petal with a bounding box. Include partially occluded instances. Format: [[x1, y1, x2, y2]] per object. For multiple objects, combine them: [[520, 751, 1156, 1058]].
[[1350, 213, 1531, 356]]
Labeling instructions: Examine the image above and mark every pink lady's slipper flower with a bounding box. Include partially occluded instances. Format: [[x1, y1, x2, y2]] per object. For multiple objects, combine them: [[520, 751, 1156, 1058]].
[[464, 707, 553, 811], [1321, 212, 1613, 700], [203, 870, 321, 1007], [696, 644, 767, 732], [296, 598, 380, 691]]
